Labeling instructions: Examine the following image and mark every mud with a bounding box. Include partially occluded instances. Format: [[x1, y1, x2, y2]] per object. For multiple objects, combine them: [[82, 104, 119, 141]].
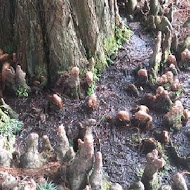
[[3, 20, 190, 189], [3, 1, 190, 188]]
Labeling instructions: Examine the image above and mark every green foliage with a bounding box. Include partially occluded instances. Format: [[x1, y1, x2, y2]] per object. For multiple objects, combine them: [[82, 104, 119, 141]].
[[87, 81, 96, 96], [103, 34, 118, 57], [103, 27, 131, 57], [0, 102, 19, 120], [0, 118, 23, 151], [173, 88, 184, 98], [0, 106, 23, 138], [87, 26, 131, 96], [136, 167, 144, 178], [156, 142, 173, 186], [103, 180, 111, 190], [86, 68, 100, 96], [94, 52, 108, 74], [37, 180, 57, 190], [164, 110, 184, 131], [149, 175, 161, 190], [16, 87, 29, 97], [0, 118, 23, 135], [115, 27, 131, 46], [86, 48, 93, 59]]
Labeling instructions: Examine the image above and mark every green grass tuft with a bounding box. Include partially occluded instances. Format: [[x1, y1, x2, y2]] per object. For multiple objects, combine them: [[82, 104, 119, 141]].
[[16, 87, 29, 97], [37, 180, 57, 190], [0, 118, 23, 136]]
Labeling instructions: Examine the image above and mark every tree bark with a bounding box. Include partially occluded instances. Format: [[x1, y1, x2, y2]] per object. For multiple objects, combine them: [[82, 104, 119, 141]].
[[0, 0, 15, 52], [0, 0, 120, 86]]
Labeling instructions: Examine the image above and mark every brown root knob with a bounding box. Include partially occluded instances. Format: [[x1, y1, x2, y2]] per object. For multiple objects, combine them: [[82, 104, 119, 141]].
[[71, 66, 80, 76], [161, 130, 170, 143], [166, 71, 174, 82], [137, 69, 148, 82], [12, 53, 17, 62], [0, 53, 9, 62], [169, 63, 176, 69], [135, 110, 152, 122], [168, 54, 176, 63], [181, 49, 190, 61], [137, 105, 149, 113], [52, 94, 63, 109], [86, 71, 93, 85], [0, 49, 3, 55], [156, 86, 165, 95], [183, 109, 189, 122], [88, 93, 98, 109], [117, 111, 130, 122]]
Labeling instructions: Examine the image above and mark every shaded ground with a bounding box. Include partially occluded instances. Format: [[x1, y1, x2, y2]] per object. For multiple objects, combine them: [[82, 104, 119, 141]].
[[3, 1, 190, 189]]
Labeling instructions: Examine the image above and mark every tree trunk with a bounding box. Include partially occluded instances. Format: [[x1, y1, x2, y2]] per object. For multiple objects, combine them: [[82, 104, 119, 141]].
[[0, 0, 15, 53], [0, 0, 120, 86]]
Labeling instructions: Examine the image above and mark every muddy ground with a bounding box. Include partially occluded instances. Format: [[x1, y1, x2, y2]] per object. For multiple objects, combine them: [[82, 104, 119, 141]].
[[3, 1, 190, 189]]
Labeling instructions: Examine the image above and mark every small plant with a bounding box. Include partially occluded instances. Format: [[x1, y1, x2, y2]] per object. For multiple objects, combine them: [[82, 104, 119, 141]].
[[16, 87, 29, 97], [87, 81, 96, 96], [103, 34, 118, 57], [86, 48, 93, 59], [87, 69, 99, 96], [173, 88, 184, 98], [136, 167, 144, 178], [0, 107, 23, 137], [0, 119, 23, 135], [149, 175, 161, 190], [37, 180, 57, 190], [115, 27, 131, 46], [103, 180, 111, 190]]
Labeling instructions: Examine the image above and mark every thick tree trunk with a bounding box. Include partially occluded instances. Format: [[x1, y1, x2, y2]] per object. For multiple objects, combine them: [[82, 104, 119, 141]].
[[0, 0, 120, 85], [0, 0, 15, 53]]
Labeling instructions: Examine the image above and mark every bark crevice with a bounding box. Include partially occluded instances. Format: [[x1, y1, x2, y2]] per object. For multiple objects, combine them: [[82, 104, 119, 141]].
[[37, 0, 51, 86], [1, 0, 120, 86]]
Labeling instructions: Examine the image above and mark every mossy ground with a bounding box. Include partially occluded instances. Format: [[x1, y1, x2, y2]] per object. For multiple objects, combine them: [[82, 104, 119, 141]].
[[86, 26, 132, 95]]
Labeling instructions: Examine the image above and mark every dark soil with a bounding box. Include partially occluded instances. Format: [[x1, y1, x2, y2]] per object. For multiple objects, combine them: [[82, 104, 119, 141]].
[[3, 1, 190, 189]]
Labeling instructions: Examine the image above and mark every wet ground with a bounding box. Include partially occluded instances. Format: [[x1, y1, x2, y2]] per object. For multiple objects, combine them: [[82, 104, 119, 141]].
[[4, 21, 190, 189], [3, 1, 190, 189]]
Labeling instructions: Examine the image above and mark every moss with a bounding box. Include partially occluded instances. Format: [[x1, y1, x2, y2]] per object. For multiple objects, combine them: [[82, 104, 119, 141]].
[[136, 167, 144, 178], [103, 180, 111, 190], [115, 27, 131, 46], [103, 27, 131, 57], [154, 56, 162, 73], [94, 51, 108, 74], [86, 47, 93, 60], [149, 174, 161, 190], [171, 114, 183, 130], [103, 34, 117, 57], [87, 81, 96, 96], [86, 62, 101, 96], [181, 35, 190, 50], [98, 26, 131, 72], [149, 71, 157, 85], [85, 26, 132, 95], [0, 107, 23, 139], [164, 112, 184, 131], [170, 88, 184, 100]]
